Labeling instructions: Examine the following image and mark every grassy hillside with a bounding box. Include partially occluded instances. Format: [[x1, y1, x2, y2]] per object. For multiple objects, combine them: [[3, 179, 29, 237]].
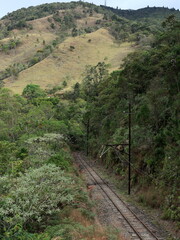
[[0, 16, 57, 72], [1, 3, 179, 94], [3, 28, 134, 94], [1, 3, 134, 93]]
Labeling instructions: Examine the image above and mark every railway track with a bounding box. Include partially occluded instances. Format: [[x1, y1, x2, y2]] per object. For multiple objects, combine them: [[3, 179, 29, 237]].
[[74, 152, 165, 240]]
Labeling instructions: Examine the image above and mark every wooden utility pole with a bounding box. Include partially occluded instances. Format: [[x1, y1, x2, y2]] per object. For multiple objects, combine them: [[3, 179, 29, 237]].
[[86, 118, 90, 156], [128, 102, 131, 195]]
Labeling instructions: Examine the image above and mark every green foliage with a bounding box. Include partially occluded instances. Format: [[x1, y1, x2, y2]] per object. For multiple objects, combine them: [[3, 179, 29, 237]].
[[0, 23, 9, 39], [0, 83, 89, 239], [82, 62, 109, 100], [0, 63, 26, 82], [72, 27, 78, 37], [0, 225, 50, 240], [0, 89, 25, 141], [79, 17, 180, 220], [22, 84, 46, 100], [47, 150, 72, 171], [0, 175, 12, 195], [103, 6, 180, 21], [0, 164, 75, 233], [7, 20, 32, 30], [63, 80, 67, 87], [162, 194, 180, 221], [24, 133, 66, 168], [46, 86, 62, 94], [0, 39, 21, 53], [0, 141, 24, 176], [102, 6, 180, 43], [44, 221, 85, 240], [61, 14, 76, 31], [0, 4, 179, 235]]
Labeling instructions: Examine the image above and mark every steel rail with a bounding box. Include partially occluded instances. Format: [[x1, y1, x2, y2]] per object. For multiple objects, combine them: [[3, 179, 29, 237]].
[[75, 152, 163, 240], [82, 155, 161, 239], [77, 154, 144, 240]]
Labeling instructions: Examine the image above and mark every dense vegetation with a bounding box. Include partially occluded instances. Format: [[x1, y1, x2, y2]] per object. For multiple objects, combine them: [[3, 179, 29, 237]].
[[103, 6, 180, 20], [0, 85, 122, 239], [0, 2, 180, 238], [78, 15, 180, 223], [0, 85, 86, 239], [50, 13, 180, 226], [103, 6, 180, 37]]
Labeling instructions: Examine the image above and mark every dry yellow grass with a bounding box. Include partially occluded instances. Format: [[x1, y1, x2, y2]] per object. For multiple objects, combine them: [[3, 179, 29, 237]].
[[4, 28, 134, 94], [58, 208, 125, 240], [76, 13, 103, 28], [0, 16, 57, 71]]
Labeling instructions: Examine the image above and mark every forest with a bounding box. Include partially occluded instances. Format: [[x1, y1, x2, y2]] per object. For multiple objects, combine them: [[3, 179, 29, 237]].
[[0, 2, 179, 240]]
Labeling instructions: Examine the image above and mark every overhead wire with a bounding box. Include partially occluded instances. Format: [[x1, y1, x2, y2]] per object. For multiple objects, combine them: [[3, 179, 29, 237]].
[[100, 145, 157, 180]]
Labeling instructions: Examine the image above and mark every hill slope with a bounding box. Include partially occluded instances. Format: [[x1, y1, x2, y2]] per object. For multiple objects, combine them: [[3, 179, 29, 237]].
[[0, 16, 57, 72], [0, 3, 135, 94], [1, 3, 180, 93], [4, 28, 134, 94]]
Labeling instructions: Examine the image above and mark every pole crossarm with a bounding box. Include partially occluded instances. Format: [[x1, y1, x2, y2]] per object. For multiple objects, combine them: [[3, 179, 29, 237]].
[[99, 143, 129, 158], [101, 102, 132, 195]]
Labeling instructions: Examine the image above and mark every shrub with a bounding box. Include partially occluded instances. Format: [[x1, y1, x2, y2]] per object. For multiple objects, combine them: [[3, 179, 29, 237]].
[[69, 45, 75, 51], [63, 80, 67, 87], [22, 84, 46, 100], [24, 134, 67, 168], [0, 175, 11, 195], [47, 149, 72, 171], [0, 225, 51, 240], [0, 164, 75, 232], [0, 141, 18, 175]]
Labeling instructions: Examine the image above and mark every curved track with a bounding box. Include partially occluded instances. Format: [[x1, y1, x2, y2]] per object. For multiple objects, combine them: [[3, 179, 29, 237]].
[[74, 152, 165, 240]]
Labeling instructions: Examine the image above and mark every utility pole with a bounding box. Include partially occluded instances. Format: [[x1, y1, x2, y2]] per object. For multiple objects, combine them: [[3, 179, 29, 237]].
[[99, 102, 132, 194], [86, 118, 90, 156], [128, 102, 131, 195]]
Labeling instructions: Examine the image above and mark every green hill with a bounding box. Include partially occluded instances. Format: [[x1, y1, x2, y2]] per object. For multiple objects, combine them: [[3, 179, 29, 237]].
[[102, 6, 180, 20], [0, 2, 135, 93], [1, 3, 179, 93]]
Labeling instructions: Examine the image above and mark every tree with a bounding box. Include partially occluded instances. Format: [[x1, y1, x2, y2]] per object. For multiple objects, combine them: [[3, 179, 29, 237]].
[[82, 62, 109, 100], [22, 84, 46, 101], [162, 14, 178, 29]]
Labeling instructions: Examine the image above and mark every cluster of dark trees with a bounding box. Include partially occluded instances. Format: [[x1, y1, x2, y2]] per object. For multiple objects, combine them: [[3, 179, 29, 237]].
[[102, 5, 180, 20]]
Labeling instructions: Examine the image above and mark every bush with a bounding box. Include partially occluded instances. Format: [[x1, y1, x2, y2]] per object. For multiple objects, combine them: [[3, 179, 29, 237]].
[[0, 164, 75, 233], [22, 84, 46, 100], [0, 175, 11, 195], [47, 149, 72, 171], [0, 225, 51, 240], [0, 141, 18, 175]]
